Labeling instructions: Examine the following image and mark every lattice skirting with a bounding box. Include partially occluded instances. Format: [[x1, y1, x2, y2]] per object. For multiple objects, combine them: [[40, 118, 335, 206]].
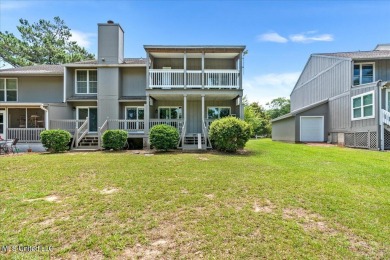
[[344, 131, 377, 150], [385, 129, 390, 150]]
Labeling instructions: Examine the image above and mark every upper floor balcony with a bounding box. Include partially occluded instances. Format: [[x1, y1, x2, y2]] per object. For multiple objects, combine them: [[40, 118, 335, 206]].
[[144, 45, 245, 90]]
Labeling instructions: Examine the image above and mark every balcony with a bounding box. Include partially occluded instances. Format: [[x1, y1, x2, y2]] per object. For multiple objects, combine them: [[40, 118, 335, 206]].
[[148, 69, 239, 89]]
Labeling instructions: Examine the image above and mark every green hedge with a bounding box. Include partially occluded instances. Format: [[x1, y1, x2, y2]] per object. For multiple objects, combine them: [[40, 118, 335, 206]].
[[209, 116, 252, 152], [149, 124, 179, 151], [40, 129, 72, 153], [102, 130, 128, 150]]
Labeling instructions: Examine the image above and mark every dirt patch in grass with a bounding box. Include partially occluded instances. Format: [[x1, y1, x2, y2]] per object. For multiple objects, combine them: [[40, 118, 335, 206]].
[[253, 199, 276, 213], [100, 188, 119, 195], [283, 207, 378, 257], [24, 194, 61, 203], [204, 194, 215, 200]]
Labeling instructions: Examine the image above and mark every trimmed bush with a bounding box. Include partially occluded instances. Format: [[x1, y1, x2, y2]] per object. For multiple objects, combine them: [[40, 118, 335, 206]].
[[149, 124, 179, 151], [102, 130, 128, 150], [209, 116, 252, 152], [40, 129, 72, 153]]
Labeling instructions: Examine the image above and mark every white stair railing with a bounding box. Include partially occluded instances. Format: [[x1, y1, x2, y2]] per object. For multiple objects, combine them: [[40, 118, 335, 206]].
[[177, 120, 186, 148], [202, 120, 212, 149], [74, 117, 89, 148], [382, 109, 390, 126], [98, 118, 109, 149]]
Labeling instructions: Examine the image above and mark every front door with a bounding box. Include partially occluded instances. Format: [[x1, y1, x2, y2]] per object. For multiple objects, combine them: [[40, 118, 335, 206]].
[[77, 107, 98, 132], [0, 111, 5, 139]]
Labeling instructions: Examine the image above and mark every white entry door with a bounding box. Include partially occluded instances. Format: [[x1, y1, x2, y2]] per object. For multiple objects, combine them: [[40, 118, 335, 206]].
[[300, 116, 324, 142], [0, 111, 5, 139]]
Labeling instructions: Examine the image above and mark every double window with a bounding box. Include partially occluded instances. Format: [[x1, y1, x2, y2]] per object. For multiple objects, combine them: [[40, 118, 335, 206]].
[[207, 107, 231, 119], [0, 78, 17, 101], [351, 91, 374, 120], [76, 70, 97, 94], [353, 63, 374, 86], [159, 107, 182, 119]]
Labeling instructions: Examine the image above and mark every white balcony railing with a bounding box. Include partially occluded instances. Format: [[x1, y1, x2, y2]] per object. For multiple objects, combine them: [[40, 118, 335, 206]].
[[107, 119, 145, 133], [149, 69, 239, 89], [50, 119, 85, 134], [149, 119, 183, 131], [7, 128, 45, 142]]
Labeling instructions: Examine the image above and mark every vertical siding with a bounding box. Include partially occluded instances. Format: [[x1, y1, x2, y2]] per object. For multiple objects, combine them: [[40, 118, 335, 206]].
[[272, 117, 296, 142], [350, 85, 377, 130], [291, 57, 351, 111], [329, 95, 350, 131], [376, 59, 390, 81], [121, 67, 146, 96]]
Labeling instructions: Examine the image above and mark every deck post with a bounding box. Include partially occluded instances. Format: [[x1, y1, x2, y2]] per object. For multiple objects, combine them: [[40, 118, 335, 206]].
[[239, 51, 243, 89], [184, 51, 187, 89], [201, 51, 205, 89], [201, 94, 205, 124], [145, 95, 150, 149], [146, 52, 150, 89], [183, 94, 187, 145], [238, 95, 243, 119]]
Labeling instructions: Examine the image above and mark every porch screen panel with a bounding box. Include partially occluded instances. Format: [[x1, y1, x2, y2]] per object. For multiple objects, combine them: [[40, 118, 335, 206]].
[[27, 108, 44, 128], [8, 108, 26, 128]]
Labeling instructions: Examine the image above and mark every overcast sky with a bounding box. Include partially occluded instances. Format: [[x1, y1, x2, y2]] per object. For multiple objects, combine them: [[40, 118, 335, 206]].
[[1, 0, 390, 105]]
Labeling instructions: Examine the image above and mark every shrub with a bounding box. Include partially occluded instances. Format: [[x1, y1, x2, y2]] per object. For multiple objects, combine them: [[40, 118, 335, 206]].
[[102, 130, 128, 150], [209, 116, 252, 152], [40, 129, 72, 153], [149, 124, 179, 151]]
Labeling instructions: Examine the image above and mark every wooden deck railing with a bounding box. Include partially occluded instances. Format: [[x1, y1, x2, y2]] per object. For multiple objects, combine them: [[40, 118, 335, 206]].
[[149, 119, 183, 131], [107, 119, 145, 132], [7, 128, 45, 142], [382, 109, 390, 126], [50, 119, 85, 134]]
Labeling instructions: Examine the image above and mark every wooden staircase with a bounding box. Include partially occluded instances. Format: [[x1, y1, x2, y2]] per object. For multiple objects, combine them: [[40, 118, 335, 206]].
[[73, 135, 100, 151]]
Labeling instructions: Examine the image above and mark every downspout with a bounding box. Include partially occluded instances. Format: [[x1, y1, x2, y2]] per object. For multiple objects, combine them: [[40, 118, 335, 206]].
[[40, 104, 49, 130]]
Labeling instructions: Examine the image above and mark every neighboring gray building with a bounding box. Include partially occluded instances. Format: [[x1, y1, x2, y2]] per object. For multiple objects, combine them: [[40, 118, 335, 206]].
[[0, 21, 245, 150], [272, 44, 390, 150]]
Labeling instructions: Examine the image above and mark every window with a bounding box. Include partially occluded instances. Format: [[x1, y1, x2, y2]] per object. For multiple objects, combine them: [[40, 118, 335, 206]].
[[353, 63, 374, 86], [76, 70, 97, 94], [159, 107, 182, 119], [351, 91, 374, 120], [126, 107, 144, 120], [0, 78, 17, 101], [207, 107, 231, 119]]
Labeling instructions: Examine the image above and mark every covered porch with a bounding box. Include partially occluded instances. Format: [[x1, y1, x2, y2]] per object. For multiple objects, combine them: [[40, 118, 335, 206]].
[[0, 104, 48, 142]]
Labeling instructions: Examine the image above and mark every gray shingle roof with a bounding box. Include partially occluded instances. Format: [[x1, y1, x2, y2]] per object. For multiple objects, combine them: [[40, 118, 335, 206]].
[[317, 50, 390, 60], [0, 64, 63, 75], [67, 96, 97, 101], [72, 58, 147, 65]]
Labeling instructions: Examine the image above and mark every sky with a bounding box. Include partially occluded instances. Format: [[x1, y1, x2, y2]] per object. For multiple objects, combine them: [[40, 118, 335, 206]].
[[1, 0, 390, 106]]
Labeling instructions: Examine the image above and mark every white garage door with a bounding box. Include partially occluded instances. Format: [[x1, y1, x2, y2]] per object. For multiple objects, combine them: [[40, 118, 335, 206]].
[[300, 116, 324, 142]]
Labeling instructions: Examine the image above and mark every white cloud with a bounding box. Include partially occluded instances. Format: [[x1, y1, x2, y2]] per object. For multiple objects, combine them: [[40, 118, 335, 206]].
[[257, 32, 288, 43], [243, 72, 301, 105], [0, 1, 30, 10], [289, 32, 334, 43], [69, 30, 96, 49]]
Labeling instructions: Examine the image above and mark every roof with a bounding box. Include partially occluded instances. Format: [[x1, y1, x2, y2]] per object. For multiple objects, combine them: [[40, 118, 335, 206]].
[[119, 96, 147, 102], [0, 64, 63, 76], [144, 45, 246, 53], [67, 96, 97, 101], [316, 50, 390, 60], [271, 99, 328, 123], [72, 58, 147, 65]]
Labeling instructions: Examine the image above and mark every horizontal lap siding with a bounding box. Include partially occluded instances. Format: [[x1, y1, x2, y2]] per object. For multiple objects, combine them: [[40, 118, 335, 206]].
[[291, 56, 351, 111]]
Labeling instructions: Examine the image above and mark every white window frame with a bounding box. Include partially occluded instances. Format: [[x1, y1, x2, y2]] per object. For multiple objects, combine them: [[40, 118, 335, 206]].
[[75, 69, 97, 94], [125, 106, 144, 120], [353, 63, 375, 86], [386, 89, 390, 112], [351, 91, 375, 120], [0, 78, 18, 102], [76, 106, 98, 132], [158, 106, 182, 119], [206, 106, 231, 119]]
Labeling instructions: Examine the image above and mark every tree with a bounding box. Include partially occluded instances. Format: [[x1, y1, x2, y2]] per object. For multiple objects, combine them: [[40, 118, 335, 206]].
[[266, 97, 290, 119], [0, 17, 94, 67], [244, 102, 271, 137]]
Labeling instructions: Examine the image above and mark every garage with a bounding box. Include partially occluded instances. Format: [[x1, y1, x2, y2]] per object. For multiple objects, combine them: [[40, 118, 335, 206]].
[[300, 116, 324, 142]]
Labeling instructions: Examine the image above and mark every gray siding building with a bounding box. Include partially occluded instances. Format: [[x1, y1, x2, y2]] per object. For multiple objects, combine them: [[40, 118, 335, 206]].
[[0, 21, 245, 150], [272, 45, 390, 150]]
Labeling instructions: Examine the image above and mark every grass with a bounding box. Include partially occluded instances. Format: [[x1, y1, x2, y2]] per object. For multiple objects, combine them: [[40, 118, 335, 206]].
[[0, 139, 389, 259]]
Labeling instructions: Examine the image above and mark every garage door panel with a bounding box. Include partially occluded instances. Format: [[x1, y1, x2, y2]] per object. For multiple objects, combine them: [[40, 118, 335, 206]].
[[300, 116, 324, 142]]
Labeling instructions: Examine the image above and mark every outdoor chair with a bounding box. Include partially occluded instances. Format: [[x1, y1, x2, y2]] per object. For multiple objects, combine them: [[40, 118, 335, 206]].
[[8, 138, 19, 154]]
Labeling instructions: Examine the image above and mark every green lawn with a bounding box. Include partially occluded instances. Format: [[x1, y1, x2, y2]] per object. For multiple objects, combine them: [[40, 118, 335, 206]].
[[0, 139, 389, 259]]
